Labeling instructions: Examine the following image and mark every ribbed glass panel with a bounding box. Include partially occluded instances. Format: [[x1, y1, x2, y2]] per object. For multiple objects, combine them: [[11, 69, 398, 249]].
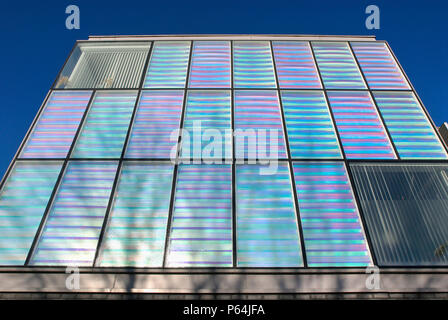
[[72, 91, 137, 158], [233, 41, 277, 88], [373, 91, 448, 159], [351, 42, 410, 90], [181, 91, 232, 160], [167, 165, 232, 267], [236, 163, 303, 267], [20, 91, 92, 158], [188, 41, 231, 88], [31, 161, 118, 266], [234, 91, 287, 159], [272, 41, 321, 89], [293, 162, 371, 267], [144, 41, 191, 88], [0, 162, 62, 265], [125, 90, 184, 159], [328, 91, 396, 159], [350, 163, 448, 266], [312, 42, 366, 89], [57, 43, 149, 89], [97, 163, 174, 267], [281, 91, 342, 159]]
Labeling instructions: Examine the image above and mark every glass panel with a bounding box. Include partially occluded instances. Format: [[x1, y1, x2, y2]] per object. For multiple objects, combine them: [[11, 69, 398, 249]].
[[233, 41, 277, 88], [328, 91, 396, 159], [181, 91, 232, 160], [20, 91, 92, 158], [188, 41, 231, 88], [350, 163, 448, 266], [236, 163, 303, 267], [125, 90, 184, 159], [167, 164, 232, 267], [351, 42, 410, 90], [312, 42, 366, 89], [373, 91, 448, 159], [30, 161, 118, 266], [293, 162, 372, 267], [71, 91, 137, 158], [0, 162, 62, 265], [234, 90, 287, 159], [272, 41, 321, 89], [281, 91, 342, 159], [144, 41, 191, 88], [55, 42, 150, 89], [97, 162, 174, 267]]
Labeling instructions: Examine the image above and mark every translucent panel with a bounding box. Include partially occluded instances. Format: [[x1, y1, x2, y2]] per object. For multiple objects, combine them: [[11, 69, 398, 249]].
[[272, 41, 321, 89], [350, 163, 448, 266], [373, 91, 448, 159], [233, 41, 277, 88], [181, 91, 232, 160], [0, 162, 62, 265], [125, 90, 184, 159], [351, 42, 410, 90], [98, 162, 174, 267], [188, 41, 231, 88], [234, 91, 287, 159], [293, 162, 372, 267], [281, 91, 342, 159], [20, 91, 92, 158], [327, 91, 396, 159], [55, 42, 150, 89], [312, 42, 366, 89], [144, 41, 191, 88], [236, 163, 303, 267], [31, 161, 118, 266], [167, 165, 232, 267], [72, 91, 137, 158]]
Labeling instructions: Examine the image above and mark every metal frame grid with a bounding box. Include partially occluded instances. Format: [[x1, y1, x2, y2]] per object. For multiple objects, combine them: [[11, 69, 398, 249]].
[[1, 36, 447, 271]]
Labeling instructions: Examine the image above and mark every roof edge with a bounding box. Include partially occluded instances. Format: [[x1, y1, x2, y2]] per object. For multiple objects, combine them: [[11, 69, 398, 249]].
[[87, 34, 377, 41]]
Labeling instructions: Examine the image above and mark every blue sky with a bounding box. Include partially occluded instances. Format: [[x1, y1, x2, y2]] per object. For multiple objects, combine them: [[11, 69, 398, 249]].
[[0, 0, 447, 178]]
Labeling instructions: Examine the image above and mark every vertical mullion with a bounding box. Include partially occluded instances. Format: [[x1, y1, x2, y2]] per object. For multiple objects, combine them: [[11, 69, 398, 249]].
[[230, 40, 237, 267], [348, 42, 401, 160], [24, 89, 97, 265], [309, 41, 347, 160], [162, 41, 193, 268], [270, 40, 308, 267], [384, 41, 448, 155]]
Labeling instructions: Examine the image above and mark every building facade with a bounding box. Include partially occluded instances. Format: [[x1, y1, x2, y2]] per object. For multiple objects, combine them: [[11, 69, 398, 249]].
[[0, 35, 447, 298]]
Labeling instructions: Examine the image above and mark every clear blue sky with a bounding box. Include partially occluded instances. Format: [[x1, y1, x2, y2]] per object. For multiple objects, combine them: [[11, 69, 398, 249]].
[[0, 0, 447, 178]]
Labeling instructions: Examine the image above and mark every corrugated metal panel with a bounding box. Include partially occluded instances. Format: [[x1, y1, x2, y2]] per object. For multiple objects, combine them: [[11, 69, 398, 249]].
[[97, 163, 174, 267], [272, 41, 322, 89], [233, 41, 277, 88], [125, 90, 184, 159], [327, 91, 396, 159], [144, 41, 191, 88], [350, 163, 448, 266], [351, 42, 410, 90], [181, 90, 232, 160], [236, 163, 303, 267], [188, 41, 231, 88], [234, 90, 287, 159], [312, 42, 366, 89], [0, 162, 63, 265], [72, 91, 137, 158], [167, 164, 232, 267], [281, 91, 342, 159], [373, 91, 448, 159], [20, 91, 92, 159], [293, 162, 372, 267], [31, 161, 118, 266], [65, 45, 149, 89]]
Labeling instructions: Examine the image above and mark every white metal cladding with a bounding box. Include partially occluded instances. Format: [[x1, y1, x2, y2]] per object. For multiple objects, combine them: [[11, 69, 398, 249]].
[[65, 44, 150, 89]]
